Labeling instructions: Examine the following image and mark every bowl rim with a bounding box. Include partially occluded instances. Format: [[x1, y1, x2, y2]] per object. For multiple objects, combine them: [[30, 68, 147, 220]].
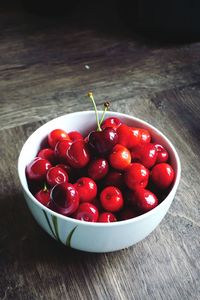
[[18, 110, 181, 227]]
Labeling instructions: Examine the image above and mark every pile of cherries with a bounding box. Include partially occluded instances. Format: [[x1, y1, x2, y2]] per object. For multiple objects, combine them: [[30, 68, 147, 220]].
[[26, 93, 175, 223]]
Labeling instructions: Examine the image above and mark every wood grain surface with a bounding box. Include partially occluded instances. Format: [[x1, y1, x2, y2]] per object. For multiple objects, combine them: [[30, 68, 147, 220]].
[[0, 1, 200, 299]]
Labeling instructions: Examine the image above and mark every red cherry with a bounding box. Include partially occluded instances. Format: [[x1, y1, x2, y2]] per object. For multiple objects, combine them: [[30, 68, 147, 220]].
[[128, 127, 151, 146], [88, 127, 118, 155], [119, 207, 138, 220], [129, 127, 142, 148], [46, 166, 68, 187], [35, 188, 50, 206], [124, 163, 149, 190], [139, 128, 151, 144], [98, 212, 117, 222], [74, 177, 97, 202], [153, 143, 169, 163], [73, 202, 99, 222], [134, 188, 158, 212], [68, 131, 83, 141], [26, 157, 52, 181], [101, 117, 122, 131], [48, 129, 70, 149], [56, 163, 72, 176], [117, 124, 132, 149], [54, 140, 72, 163], [131, 143, 157, 169], [100, 186, 124, 212], [109, 144, 131, 170], [37, 148, 56, 165], [66, 140, 90, 168], [50, 182, 79, 216], [104, 170, 124, 189], [151, 163, 175, 189], [88, 158, 109, 181], [117, 124, 141, 149]]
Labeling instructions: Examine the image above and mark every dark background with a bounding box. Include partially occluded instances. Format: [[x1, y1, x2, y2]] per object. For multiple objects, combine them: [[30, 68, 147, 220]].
[[2, 0, 200, 42]]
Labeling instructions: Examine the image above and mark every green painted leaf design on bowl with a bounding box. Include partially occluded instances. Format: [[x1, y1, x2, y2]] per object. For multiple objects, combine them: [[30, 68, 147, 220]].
[[43, 209, 56, 239], [51, 215, 61, 242], [42, 209, 77, 248], [66, 226, 77, 247]]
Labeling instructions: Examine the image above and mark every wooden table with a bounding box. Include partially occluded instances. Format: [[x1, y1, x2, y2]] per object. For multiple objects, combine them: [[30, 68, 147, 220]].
[[0, 2, 199, 299]]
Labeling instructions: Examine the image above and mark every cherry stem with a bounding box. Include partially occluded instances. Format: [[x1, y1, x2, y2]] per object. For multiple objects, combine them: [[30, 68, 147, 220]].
[[99, 101, 110, 127], [88, 92, 102, 131], [43, 183, 48, 192]]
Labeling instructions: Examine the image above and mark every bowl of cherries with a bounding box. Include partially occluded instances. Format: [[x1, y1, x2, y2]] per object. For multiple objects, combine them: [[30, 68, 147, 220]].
[[18, 93, 181, 252]]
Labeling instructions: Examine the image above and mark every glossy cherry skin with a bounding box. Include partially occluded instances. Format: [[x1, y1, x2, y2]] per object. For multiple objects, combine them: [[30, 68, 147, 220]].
[[35, 188, 50, 206], [153, 143, 169, 163], [46, 166, 68, 187], [66, 140, 90, 168], [38, 148, 56, 165], [101, 117, 122, 131], [129, 127, 151, 146], [134, 188, 158, 212], [117, 124, 132, 149], [48, 129, 70, 149], [129, 127, 142, 148], [117, 124, 141, 149], [100, 186, 124, 212], [88, 127, 118, 155], [139, 128, 151, 144], [124, 163, 149, 190], [151, 163, 175, 189], [88, 158, 109, 181], [98, 212, 117, 222], [73, 202, 99, 222], [50, 182, 79, 216], [131, 143, 157, 169], [68, 131, 83, 141], [26, 157, 52, 181], [109, 144, 131, 170], [56, 163, 72, 176], [104, 170, 124, 189], [74, 177, 97, 202], [54, 140, 72, 163]]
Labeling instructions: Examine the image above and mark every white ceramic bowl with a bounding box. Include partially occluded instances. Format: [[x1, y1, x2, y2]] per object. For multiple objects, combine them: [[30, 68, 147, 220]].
[[18, 111, 181, 253]]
